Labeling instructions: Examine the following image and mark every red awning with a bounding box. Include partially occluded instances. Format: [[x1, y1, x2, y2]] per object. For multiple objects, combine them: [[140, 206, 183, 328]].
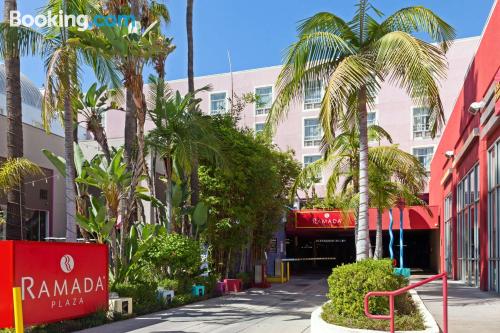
[[287, 206, 438, 233]]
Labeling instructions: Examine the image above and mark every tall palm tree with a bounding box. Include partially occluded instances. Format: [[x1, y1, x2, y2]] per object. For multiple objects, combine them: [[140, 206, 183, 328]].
[[294, 113, 428, 260], [41, 0, 118, 242], [186, 0, 200, 210], [267, 1, 454, 260], [2, 0, 24, 239]]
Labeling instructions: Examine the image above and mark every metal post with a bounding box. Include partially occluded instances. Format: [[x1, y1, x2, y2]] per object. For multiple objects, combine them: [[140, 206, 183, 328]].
[[443, 274, 448, 333], [287, 262, 290, 281], [389, 208, 394, 260], [399, 207, 404, 269], [389, 295, 395, 333], [12, 287, 24, 333], [281, 262, 284, 283]]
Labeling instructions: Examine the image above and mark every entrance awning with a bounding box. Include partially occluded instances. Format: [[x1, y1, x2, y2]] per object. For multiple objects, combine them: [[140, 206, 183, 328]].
[[287, 206, 439, 234]]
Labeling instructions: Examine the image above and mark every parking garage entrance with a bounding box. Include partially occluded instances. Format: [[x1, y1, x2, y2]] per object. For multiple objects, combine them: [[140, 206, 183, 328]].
[[284, 207, 440, 274]]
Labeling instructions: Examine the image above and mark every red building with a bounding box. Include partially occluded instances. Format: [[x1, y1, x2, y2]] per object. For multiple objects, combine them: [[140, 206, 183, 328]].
[[429, 0, 500, 291]]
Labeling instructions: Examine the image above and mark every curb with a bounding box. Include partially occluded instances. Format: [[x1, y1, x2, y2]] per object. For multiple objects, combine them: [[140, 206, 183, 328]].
[[310, 291, 439, 333]]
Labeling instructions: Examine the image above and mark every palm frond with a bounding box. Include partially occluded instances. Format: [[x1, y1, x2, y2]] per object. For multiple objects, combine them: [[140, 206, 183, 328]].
[[373, 31, 447, 137], [378, 6, 455, 52], [0, 158, 44, 193]]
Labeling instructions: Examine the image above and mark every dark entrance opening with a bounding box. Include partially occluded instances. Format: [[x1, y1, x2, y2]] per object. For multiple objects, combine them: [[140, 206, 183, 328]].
[[286, 232, 355, 273]]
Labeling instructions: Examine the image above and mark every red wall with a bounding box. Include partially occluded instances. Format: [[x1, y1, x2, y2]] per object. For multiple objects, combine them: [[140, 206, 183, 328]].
[[429, 1, 500, 290]]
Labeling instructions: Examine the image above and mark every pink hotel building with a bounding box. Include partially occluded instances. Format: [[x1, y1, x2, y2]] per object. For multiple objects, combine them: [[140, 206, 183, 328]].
[[0, 36, 480, 242], [100, 36, 480, 200]]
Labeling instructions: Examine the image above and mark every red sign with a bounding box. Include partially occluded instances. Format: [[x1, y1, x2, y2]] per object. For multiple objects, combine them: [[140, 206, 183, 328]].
[[0, 241, 108, 328], [294, 210, 355, 229]]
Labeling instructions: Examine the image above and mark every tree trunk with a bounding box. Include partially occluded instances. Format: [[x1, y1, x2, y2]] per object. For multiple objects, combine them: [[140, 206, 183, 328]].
[[124, 89, 137, 168], [164, 157, 173, 232], [4, 0, 25, 240], [356, 87, 369, 261], [374, 208, 383, 259], [186, 0, 200, 211], [64, 94, 78, 242]]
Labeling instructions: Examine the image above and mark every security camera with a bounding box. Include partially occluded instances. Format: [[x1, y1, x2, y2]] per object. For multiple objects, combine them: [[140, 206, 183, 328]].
[[468, 101, 485, 114], [444, 150, 454, 159]]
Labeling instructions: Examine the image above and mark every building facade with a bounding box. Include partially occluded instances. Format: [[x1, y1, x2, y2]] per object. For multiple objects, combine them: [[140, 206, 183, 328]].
[[429, 0, 500, 292], [0, 66, 69, 240], [103, 37, 480, 198]]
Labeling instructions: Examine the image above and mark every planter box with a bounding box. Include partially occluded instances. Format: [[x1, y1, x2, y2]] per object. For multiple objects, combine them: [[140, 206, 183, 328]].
[[224, 279, 242, 293], [310, 290, 439, 333]]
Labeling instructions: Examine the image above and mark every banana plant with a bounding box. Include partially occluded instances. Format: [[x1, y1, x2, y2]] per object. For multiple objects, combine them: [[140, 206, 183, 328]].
[[76, 196, 116, 244]]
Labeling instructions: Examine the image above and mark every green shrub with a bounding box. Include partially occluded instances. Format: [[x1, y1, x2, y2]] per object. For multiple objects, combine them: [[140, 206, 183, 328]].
[[236, 272, 251, 288], [142, 233, 203, 280], [193, 274, 219, 295], [172, 293, 197, 306], [323, 259, 424, 331], [112, 281, 163, 315], [159, 278, 180, 291]]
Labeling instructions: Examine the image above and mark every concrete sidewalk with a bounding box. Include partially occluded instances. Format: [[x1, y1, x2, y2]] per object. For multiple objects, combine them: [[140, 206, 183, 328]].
[[77, 274, 328, 333], [412, 275, 500, 333]]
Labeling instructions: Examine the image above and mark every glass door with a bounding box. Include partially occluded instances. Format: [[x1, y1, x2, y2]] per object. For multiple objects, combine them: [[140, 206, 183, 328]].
[[444, 194, 453, 276], [457, 165, 480, 287], [488, 142, 500, 292]]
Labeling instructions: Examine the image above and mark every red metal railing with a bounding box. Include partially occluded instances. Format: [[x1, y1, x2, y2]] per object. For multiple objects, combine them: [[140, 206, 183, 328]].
[[364, 273, 448, 333]]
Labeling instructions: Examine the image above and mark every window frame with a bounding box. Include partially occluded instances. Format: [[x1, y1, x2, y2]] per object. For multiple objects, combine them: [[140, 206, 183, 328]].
[[209, 91, 228, 115], [302, 154, 323, 184], [255, 122, 265, 134], [411, 106, 433, 139], [302, 116, 323, 148], [303, 81, 323, 111], [412, 145, 436, 171], [254, 85, 274, 116]]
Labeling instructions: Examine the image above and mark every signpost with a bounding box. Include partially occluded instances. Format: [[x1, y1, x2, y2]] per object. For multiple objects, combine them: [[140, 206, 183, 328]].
[[0, 241, 108, 328]]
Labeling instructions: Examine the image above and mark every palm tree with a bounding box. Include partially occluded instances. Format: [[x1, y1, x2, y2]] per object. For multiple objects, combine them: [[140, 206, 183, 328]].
[[0, 158, 43, 239], [146, 85, 221, 233], [41, 0, 117, 242], [1, 0, 46, 239], [267, 1, 454, 260], [2, 0, 24, 240], [186, 0, 200, 210], [75, 83, 123, 163], [294, 113, 428, 259], [0, 158, 43, 194]]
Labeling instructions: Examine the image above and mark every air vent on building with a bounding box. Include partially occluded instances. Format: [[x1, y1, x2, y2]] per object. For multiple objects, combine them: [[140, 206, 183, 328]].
[[39, 189, 48, 200]]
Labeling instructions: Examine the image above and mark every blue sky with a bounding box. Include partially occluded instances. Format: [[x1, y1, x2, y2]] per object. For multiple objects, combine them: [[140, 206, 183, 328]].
[[2, 0, 495, 88]]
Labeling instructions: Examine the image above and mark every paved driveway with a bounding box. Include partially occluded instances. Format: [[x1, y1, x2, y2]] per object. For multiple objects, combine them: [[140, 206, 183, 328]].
[[78, 274, 328, 333]]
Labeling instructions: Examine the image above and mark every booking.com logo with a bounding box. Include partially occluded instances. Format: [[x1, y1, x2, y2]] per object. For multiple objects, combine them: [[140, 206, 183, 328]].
[[9, 10, 136, 31]]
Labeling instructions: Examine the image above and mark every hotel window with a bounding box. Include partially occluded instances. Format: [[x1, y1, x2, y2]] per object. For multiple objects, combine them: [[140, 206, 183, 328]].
[[210, 92, 227, 115], [412, 147, 434, 171], [457, 165, 480, 287], [304, 155, 322, 182], [255, 122, 265, 134], [413, 107, 432, 139], [304, 81, 322, 110], [304, 118, 322, 147], [367, 111, 377, 126], [255, 86, 272, 115]]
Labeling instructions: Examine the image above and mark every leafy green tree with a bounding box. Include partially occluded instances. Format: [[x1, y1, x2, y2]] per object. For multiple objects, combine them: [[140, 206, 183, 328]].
[[200, 114, 300, 277], [267, 1, 454, 260]]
